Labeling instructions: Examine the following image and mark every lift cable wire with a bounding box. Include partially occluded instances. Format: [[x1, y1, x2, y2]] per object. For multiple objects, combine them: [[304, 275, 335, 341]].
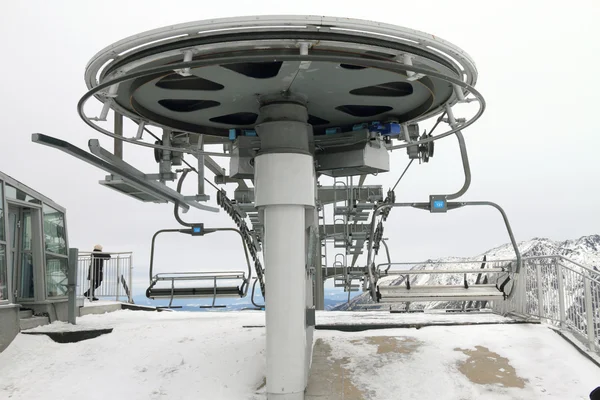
[[428, 111, 447, 137], [181, 159, 220, 191], [143, 127, 161, 141], [390, 111, 447, 192], [391, 159, 414, 192]]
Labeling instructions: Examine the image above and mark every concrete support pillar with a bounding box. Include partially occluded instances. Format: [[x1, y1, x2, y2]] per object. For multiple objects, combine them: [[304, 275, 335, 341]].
[[254, 100, 315, 400]]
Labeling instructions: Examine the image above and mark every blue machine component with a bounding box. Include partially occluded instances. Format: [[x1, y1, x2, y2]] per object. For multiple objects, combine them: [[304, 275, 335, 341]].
[[370, 122, 401, 136], [429, 195, 448, 213], [323, 121, 401, 136], [352, 123, 368, 131], [189, 224, 204, 236], [229, 129, 257, 140], [350, 121, 401, 136]]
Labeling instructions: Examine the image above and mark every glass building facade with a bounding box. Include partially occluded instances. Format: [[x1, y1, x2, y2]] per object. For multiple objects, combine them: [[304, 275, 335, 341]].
[[0, 171, 69, 304]]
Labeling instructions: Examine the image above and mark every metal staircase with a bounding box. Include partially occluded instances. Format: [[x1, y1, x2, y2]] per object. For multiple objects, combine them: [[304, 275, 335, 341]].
[[317, 179, 384, 294]]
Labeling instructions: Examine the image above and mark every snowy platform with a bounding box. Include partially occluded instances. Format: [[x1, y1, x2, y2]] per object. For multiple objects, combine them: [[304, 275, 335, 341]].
[[316, 310, 519, 330], [0, 310, 598, 400]]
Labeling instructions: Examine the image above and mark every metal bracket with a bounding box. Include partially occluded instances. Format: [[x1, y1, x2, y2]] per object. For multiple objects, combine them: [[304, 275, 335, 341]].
[[31, 134, 220, 212]]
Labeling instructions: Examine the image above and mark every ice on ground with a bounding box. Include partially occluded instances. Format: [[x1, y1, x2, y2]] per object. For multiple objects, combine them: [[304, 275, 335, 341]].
[[1, 310, 598, 400]]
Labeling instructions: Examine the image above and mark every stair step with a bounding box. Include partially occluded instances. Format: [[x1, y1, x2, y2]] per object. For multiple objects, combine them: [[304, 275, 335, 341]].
[[349, 215, 370, 222], [19, 310, 33, 319], [353, 203, 375, 210], [20, 316, 50, 331], [334, 206, 350, 215], [237, 204, 257, 212]]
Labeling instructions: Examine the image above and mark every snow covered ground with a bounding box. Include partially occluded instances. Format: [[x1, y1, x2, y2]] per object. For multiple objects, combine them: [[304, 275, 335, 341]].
[[1, 310, 599, 399]]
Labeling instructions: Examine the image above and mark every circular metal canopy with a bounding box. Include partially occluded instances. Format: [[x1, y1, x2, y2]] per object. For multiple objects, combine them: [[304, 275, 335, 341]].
[[83, 15, 480, 144]]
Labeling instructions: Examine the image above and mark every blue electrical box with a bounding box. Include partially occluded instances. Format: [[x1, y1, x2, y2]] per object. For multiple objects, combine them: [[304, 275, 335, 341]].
[[190, 224, 204, 235], [430, 195, 447, 213]]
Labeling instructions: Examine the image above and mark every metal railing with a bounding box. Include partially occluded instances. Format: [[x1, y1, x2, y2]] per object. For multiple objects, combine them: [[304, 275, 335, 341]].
[[77, 252, 133, 303], [492, 255, 599, 352], [369, 254, 599, 352]]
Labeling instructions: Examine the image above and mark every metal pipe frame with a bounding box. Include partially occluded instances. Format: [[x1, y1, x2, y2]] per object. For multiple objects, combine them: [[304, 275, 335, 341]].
[[446, 131, 471, 200], [147, 227, 252, 297], [365, 201, 522, 301], [77, 52, 485, 156]]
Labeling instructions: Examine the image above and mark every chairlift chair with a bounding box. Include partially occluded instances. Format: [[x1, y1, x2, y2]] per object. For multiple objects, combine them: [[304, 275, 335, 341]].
[[146, 224, 252, 308], [366, 200, 520, 305]]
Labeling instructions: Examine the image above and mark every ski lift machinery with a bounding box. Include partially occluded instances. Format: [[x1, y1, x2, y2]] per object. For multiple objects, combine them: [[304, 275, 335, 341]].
[[362, 128, 522, 305], [30, 15, 522, 400]]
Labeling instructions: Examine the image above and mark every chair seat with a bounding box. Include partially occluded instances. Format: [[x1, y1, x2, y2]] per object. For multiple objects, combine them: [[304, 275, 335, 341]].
[[377, 284, 504, 303], [146, 286, 242, 299], [383, 268, 506, 275]]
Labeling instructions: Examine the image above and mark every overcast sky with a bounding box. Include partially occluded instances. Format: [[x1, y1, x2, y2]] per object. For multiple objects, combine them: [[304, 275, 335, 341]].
[[1, 1, 598, 292]]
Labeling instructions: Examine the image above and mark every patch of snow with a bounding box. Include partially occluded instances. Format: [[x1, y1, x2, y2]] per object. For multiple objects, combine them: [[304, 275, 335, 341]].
[[319, 323, 600, 399], [1, 310, 266, 400], [1, 310, 598, 399]]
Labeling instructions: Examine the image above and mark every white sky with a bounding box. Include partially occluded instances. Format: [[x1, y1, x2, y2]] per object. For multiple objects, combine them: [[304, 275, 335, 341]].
[[1, 1, 599, 292]]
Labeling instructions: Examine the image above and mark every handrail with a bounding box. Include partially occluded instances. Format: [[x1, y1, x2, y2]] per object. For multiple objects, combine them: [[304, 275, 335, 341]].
[[524, 255, 600, 276], [491, 255, 599, 352], [79, 251, 133, 256]]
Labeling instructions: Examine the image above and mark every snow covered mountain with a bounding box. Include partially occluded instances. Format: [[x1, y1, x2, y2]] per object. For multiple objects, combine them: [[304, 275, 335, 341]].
[[334, 234, 600, 311]]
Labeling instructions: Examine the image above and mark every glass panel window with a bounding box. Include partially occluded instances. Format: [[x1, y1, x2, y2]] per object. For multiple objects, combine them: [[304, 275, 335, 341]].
[[0, 181, 5, 242], [5, 183, 41, 204], [43, 204, 67, 255], [46, 255, 68, 297], [19, 211, 34, 299], [21, 211, 32, 251], [0, 245, 7, 300], [44, 204, 68, 297], [20, 253, 34, 298]]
